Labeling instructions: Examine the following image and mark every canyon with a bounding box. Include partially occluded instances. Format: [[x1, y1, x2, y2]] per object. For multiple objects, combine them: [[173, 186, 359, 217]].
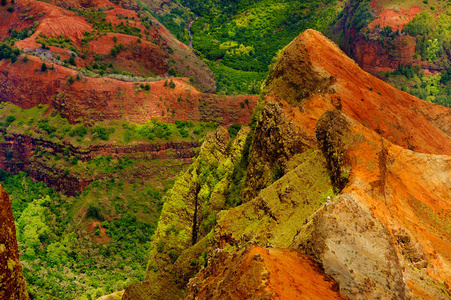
[[1, 0, 451, 299]]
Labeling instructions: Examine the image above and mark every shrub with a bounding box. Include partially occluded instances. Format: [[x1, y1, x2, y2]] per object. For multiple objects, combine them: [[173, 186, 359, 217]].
[[69, 54, 76, 66], [69, 125, 87, 137], [5, 115, 15, 125], [169, 80, 175, 89], [85, 204, 105, 221], [7, 6, 14, 12], [1, 0, 6, 6], [41, 63, 47, 72], [228, 123, 241, 138], [168, 250, 179, 264], [91, 126, 115, 140], [168, 67, 176, 77], [38, 122, 56, 134]]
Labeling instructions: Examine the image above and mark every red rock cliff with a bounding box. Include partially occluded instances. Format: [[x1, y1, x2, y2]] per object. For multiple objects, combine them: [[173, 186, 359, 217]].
[[0, 184, 29, 300]]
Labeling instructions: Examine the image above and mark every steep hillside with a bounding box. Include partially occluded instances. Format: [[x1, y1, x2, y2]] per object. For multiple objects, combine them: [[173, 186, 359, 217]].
[[0, 184, 29, 300], [0, 0, 262, 123], [331, 0, 451, 107], [0, 56, 256, 124], [0, 0, 216, 93], [128, 29, 451, 299]]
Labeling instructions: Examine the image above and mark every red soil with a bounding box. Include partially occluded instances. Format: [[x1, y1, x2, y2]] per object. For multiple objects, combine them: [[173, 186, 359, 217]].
[[368, 7, 421, 32], [253, 247, 347, 300], [88, 221, 110, 243], [2, 0, 216, 91]]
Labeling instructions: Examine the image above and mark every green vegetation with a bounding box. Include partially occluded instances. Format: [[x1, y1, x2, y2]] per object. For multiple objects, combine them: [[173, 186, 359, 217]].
[[152, 6, 193, 44], [217, 149, 335, 248], [367, 9, 451, 107], [1, 169, 164, 300], [0, 101, 213, 298], [152, 0, 343, 94], [346, 0, 375, 33], [0, 42, 20, 63], [36, 33, 75, 50], [77, 9, 143, 37], [0, 102, 217, 146], [386, 68, 451, 106], [0, 100, 224, 298], [402, 11, 451, 63], [206, 60, 265, 95], [385, 11, 451, 107], [188, 0, 341, 72], [142, 126, 252, 298]]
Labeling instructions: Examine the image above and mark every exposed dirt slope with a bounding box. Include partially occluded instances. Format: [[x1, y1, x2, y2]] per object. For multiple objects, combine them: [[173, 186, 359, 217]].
[[2, 0, 216, 92], [0, 184, 29, 300], [0, 56, 257, 125], [186, 246, 347, 300]]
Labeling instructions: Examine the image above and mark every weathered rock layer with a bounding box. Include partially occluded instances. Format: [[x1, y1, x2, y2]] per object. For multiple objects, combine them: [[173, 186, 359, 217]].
[[0, 184, 29, 300]]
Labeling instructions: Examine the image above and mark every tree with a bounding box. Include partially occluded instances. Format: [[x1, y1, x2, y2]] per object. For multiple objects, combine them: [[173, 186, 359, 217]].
[[41, 63, 47, 72], [69, 54, 76, 66], [426, 38, 440, 62], [168, 67, 176, 77], [1, 0, 7, 6]]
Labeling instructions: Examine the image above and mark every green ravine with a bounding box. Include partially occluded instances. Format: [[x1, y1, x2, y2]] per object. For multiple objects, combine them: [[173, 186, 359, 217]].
[[150, 0, 344, 94]]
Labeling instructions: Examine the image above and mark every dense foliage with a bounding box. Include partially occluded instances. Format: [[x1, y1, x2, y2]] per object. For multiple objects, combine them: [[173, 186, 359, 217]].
[[403, 11, 451, 64], [0, 170, 164, 299], [383, 10, 451, 107], [387, 68, 451, 107], [152, 0, 343, 94], [188, 0, 341, 73]]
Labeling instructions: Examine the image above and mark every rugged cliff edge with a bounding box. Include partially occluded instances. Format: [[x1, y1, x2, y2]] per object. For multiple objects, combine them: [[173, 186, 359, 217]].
[[0, 184, 29, 300], [126, 28, 451, 299]]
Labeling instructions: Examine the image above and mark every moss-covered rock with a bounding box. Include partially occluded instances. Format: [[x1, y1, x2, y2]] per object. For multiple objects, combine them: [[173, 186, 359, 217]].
[[216, 149, 335, 249], [124, 126, 251, 299], [241, 102, 315, 203]]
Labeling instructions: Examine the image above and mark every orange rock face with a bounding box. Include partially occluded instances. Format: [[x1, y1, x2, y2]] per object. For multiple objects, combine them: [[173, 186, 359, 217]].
[[209, 29, 451, 299], [186, 246, 347, 300]]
